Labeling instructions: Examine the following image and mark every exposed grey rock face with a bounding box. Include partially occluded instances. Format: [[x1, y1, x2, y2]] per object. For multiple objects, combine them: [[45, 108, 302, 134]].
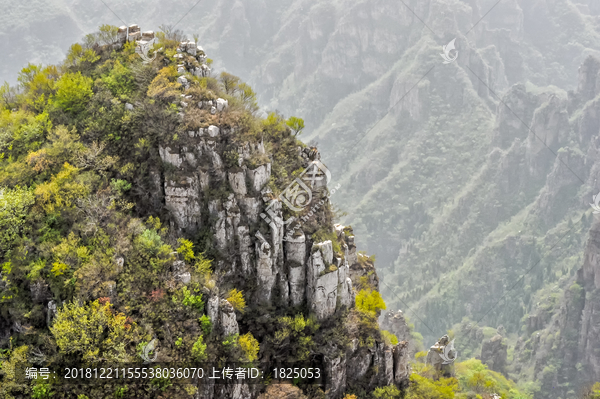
[[154, 112, 407, 395], [207, 125, 220, 137], [341, 339, 409, 396], [525, 95, 569, 179], [577, 55, 600, 103], [255, 231, 276, 303], [481, 334, 508, 373], [220, 300, 239, 336], [47, 300, 57, 326], [425, 335, 455, 376], [159, 146, 182, 167], [393, 341, 410, 384], [207, 295, 220, 329], [305, 241, 354, 320], [325, 355, 347, 398], [247, 164, 271, 193], [216, 98, 228, 112], [380, 310, 411, 343], [228, 171, 247, 196], [176, 272, 191, 284], [30, 280, 50, 303]]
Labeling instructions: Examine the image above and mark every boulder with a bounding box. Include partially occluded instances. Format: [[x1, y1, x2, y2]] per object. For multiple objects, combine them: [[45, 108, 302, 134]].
[[128, 31, 141, 42], [159, 146, 182, 168], [216, 98, 229, 112], [207, 125, 220, 137], [177, 76, 189, 89], [117, 26, 128, 43], [380, 310, 412, 343], [176, 272, 191, 284]]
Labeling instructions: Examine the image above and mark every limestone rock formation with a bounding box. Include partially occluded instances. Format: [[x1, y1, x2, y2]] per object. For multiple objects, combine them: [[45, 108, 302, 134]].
[[380, 310, 411, 343], [425, 334, 456, 376], [480, 334, 507, 374]]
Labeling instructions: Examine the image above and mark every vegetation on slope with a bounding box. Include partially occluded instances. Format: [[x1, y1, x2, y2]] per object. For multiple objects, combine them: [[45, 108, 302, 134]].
[[0, 24, 406, 399]]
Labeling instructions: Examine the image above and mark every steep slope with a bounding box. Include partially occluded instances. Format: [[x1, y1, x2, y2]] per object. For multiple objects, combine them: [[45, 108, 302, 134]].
[[0, 26, 410, 399]]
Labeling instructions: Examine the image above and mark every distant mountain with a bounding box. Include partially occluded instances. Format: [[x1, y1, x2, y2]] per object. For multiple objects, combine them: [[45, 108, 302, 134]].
[[3, 1, 600, 397]]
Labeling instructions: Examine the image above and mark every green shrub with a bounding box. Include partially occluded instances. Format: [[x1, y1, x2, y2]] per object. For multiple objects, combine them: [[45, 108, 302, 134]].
[[51, 72, 93, 114], [31, 383, 53, 399], [177, 238, 195, 262], [101, 60, 135, 97], [355, 289, 386, 315], [372, 385, 402, 399], [227, 288, 246, 313], [286, 116, 305, 136], [381, 330, 399, 345], [191, 335, 207, 361], [199, 314, 212, 335], [405, 374, 458, 399], [49, 300, 140, 361], [177, 286, 204, 312], [239, 332, 260, 362], [0, 186, 34, 252]]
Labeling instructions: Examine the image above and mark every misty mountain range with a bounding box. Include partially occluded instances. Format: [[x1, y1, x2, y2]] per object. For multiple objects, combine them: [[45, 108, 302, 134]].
[[3, 0, 600, 397]]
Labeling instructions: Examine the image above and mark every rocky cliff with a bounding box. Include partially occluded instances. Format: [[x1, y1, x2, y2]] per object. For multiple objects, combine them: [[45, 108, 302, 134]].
[[0, 24, 411, 399]]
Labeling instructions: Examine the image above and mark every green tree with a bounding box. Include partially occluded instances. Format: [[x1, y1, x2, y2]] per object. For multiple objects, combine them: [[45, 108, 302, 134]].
[[191, 335, 207, 361], [355, 289, 387, 315], [405, 374, 458, 399], [239, 332, 260, 362], [286, 116, 305, 137], [97, 24, 119, 45], [101, 60, 135, 97], [0, 186, 34, 253], [583, 382, 600, 399], [372, 385, 403, 399], [51, 72, 93, 114], [219, 72, 240, 95], [65, 43, 100, 67], [227, 288, 246, 313], [238, 82, 258, 112], [50, 300, 140, 361], [177, 238, 195, 262]]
